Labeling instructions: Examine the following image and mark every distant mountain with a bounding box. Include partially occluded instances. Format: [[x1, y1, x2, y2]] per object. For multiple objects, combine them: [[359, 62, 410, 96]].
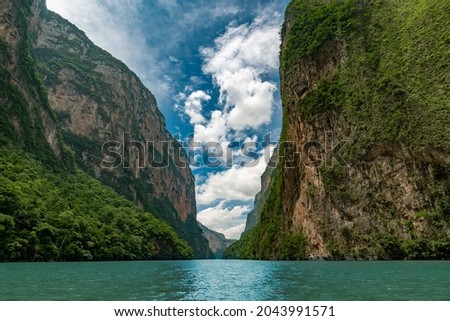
[[225, 0, 450, 260], [198, 223, 235, 258]]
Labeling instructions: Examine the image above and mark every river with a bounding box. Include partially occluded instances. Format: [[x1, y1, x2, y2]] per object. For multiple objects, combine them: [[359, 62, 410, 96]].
[[1, 260, 449, 300]]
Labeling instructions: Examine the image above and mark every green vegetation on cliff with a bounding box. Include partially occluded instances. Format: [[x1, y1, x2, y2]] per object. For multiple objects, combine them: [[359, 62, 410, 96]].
[[280, 0, 356, 72], [224, 169, 307, 260], [0, 0, 73, 170], [282, 0, 450, 150], [225, 0, 450, 260], [0, 144, 192, 261]]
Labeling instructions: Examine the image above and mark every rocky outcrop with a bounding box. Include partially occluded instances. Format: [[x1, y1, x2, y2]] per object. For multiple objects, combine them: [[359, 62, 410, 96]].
[[27, 1, 211, 257]]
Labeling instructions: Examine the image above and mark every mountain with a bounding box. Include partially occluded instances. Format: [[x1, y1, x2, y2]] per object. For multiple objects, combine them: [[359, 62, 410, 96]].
[[27, 1, 211, 258], [224, 0, 450, 260], [198, 223, 235, 258], [0, 0, 205, 260]]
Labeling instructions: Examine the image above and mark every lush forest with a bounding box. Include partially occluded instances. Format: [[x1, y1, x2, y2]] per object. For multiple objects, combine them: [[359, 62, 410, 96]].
[[0, 143, 192, 261]]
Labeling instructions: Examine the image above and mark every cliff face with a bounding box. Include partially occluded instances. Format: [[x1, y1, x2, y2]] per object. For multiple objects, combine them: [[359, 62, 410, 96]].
[[198, 223, 235, 258], [0, 0, 192, 261], [225, 0, 450, 260], [244, 150, 278, 232], [28, 2, 211, 257], [0, 0, 68, 165]]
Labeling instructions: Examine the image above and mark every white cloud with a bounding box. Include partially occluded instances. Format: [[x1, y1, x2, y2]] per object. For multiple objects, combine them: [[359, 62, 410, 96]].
[[194, 111, 228, 143], [190, 13, 282, 206], [200, 13, 282, 131], [196, 151, 269, 206], [182, 90, 211, 125], [215, 67, 276, 130], [176, 12, 282, 140], [201, 18, 280, 73], [197, 201, 249, 239]]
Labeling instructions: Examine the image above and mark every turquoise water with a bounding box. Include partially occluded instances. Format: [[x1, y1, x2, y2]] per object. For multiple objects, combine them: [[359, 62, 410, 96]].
[[0, 260, 449, 300]]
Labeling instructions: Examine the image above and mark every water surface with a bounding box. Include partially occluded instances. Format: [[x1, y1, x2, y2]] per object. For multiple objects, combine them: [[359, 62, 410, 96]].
[[1, 260, 449, 300]]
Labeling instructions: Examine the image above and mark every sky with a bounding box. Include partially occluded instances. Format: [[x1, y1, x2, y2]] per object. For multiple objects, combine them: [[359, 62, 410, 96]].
[[46, 0, 290, 240]]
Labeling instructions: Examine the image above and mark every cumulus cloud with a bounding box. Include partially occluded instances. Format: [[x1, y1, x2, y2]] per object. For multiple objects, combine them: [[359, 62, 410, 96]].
[[175, 91, 228, 144], [176, 11, 281, 145], [197, 201, 250, 239], [201, 18, 280, 73], [188, 13, 282, 207], [194, 111, 228, 143], [217, 67, 276, 130], [200, 13, 282, 131], [180, 90, 211, 125], [176, 12, 282, 142], [196, 151, 270, 206]]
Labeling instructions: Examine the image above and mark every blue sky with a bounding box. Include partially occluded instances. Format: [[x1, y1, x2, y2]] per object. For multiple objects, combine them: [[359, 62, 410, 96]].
[[47, 0, 290, 239]]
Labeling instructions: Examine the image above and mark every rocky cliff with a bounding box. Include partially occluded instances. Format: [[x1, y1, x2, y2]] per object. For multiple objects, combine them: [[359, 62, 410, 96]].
[[225, 0, 450, 260], [244, 150, 278, 233], [28, 1, 211, 257], [0, 0, 192, 261], [0, 0, 69, 166], [198, 223, 235, 258]]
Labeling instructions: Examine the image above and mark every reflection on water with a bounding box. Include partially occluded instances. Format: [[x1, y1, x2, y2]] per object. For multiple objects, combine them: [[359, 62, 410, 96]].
[[0, 260, 450, 300], [183, 260, 279, 300], [119, 260, 281, 300]]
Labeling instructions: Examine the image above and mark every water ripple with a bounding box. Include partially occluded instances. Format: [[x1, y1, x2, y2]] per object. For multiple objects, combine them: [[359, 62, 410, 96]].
[[0, 260, 449, 300]]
